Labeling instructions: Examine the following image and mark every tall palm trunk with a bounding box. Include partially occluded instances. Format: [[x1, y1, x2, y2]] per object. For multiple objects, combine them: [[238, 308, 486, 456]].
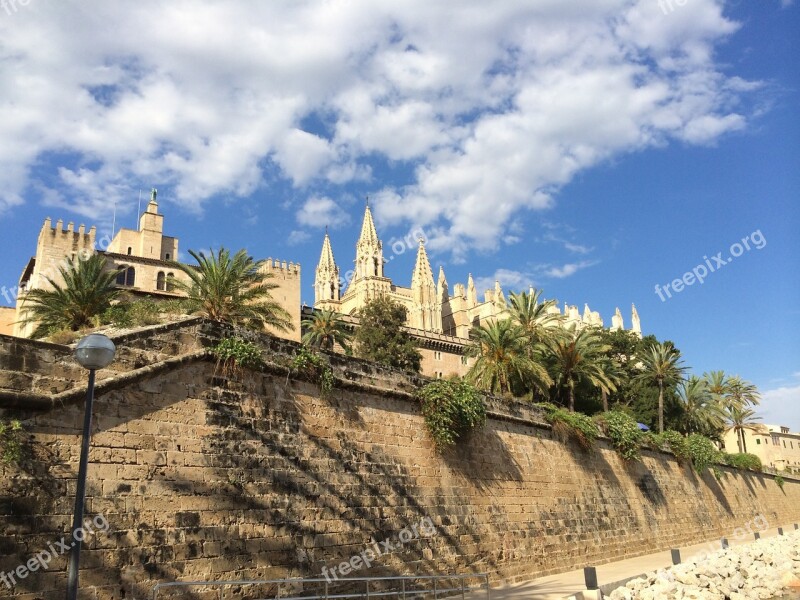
[[601, 389, 608, 412], [741, 431, 747, 453], [657, 379, 664, 433], [569, 384, 575, 412]]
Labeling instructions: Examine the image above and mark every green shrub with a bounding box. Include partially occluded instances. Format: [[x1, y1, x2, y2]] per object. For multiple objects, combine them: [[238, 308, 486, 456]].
[[595, 411, 643, 461], [102, 300, 164, 328], [724, 453, 763, 472], [0, 420, 24, 464], [686, 434, 719, 473], [648, 430, 691, 463], [291, 346, 335, 398], [535, 403, 598, 451], [213, 337, 264, 378], [775, 475, 785, 489], [419, 379, 486, 449]]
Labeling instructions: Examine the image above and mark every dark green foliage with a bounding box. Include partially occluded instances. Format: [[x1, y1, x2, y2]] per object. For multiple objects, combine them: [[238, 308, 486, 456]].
[[170, 247, 293, 332], [419, 379, 486, 449], [20, 254, 120, 338], [291, 346, 336, 398], [775, 475, 785, 489], [536, 402, 598, 450], [213, 337, 264, 378], [596, 331, 684, 430], [646, 429, 691, 462], [686, 433, 719, 473], [0, 420, 24, 464], [723, 452, 763, 472], [596, 410, 643, 461], [353, 296, 421, 373]]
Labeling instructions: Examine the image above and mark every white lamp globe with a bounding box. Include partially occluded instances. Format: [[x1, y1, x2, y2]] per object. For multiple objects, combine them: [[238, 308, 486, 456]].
[[74, 334, 116, 370]]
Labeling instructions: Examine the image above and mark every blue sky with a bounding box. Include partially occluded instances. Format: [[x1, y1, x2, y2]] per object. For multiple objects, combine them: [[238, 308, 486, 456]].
[[0, 0, 797, 427]]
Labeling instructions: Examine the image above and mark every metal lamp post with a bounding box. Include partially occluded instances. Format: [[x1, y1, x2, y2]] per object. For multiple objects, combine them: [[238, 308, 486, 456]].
[[66, 334, 116, 600]]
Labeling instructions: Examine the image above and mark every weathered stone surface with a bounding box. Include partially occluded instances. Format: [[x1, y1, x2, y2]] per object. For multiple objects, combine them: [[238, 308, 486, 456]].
[[0, 321, 798, 600]]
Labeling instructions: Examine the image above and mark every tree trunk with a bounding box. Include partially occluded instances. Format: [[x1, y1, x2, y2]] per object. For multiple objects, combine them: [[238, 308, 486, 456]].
[[658, 380, 664, 434], [601, 389, 608, 412], [569, 385, 575, 412], [742, 431, 747, 454]]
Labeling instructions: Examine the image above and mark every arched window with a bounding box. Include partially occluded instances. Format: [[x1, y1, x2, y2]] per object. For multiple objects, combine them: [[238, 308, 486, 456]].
[[165, 253, 171, 261], [166, 273, 175, 292], [329, 282, 335, 300], [156, 272, 166, 291], [125, 267, 135, 287], [115, 267, 126, 285], [127, 247, 132, 255]]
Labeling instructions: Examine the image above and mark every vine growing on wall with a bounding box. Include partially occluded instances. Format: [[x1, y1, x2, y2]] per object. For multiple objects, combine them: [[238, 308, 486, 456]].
[[212, 336, 264, 379], [595, 411, 643, 461], [419, 379, 486, 449], [291, 346, 335, 398], [535, 403, 598, 451], [0, 420, 24, 465]]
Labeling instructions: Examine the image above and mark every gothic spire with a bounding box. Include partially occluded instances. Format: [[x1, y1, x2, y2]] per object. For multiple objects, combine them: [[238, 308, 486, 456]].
[[411, 238, 434, 289], [358, 202, 380, 247], [314, 231, 340, 305], [318, 230, 337, 271]]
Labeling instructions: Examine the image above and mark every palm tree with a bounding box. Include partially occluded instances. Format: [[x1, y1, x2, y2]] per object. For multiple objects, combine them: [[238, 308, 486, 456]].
[[506, 289, 562, 344], [466, 319, 552, 396], [301, 309, 352, 352], [634, 343, 687, 433], [677, 376, 726, 436], [724, 404, 764, 453], [545, 326, 618, 412], [703, 370, 730, 404], [170, 248, 293, 332], [726, 376, 761, 408], [19, 254, 120, 339]]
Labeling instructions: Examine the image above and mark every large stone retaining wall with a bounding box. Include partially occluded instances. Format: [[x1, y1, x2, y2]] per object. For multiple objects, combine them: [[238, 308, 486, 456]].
[[0, 321, 798, 600]]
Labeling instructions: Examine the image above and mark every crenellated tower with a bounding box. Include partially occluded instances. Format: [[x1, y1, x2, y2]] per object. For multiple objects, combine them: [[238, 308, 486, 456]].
[[410, 239, 441, 332], [314, 230, 341, 308]]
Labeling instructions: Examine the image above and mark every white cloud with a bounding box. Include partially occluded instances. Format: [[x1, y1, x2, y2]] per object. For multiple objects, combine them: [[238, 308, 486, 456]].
[[760, 384, 800, 431], [0, 0, 761, 260], [287, 230, 312, 246], [544, 260, 598, 279], [296, 196, 350, 229]]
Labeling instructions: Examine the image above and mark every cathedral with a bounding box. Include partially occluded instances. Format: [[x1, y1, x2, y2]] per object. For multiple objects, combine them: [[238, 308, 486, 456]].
[[313, 204, 642, 377]]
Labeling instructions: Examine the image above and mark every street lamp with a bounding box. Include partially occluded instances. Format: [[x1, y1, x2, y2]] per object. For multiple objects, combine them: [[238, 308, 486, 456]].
[[66, 334, 116, 600]]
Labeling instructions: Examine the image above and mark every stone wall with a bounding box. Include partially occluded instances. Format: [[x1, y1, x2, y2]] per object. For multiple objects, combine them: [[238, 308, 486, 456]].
[[0, 321, 798, 600]]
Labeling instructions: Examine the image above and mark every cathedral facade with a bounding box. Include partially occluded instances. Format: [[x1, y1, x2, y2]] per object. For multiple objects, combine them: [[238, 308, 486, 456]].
[[314, 204, 642, 378]]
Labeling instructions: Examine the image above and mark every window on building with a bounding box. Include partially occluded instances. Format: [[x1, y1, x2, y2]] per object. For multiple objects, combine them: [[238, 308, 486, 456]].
[[165, 253, 171, 261], [166, 273, 175, 292], [115, 267, 126, 285], [756, 439, 761, 445], [127, 247, 132, 255], [156, 272, 166, 291], [783, 440, 787, 448]]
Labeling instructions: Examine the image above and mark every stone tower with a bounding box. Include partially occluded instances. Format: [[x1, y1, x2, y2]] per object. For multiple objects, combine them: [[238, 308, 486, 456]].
[[314, 229, 340, 308], [410, 239, 442, 332]]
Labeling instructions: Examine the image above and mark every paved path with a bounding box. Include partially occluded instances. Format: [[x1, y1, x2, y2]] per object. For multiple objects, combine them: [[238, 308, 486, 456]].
[[470, 524, 796, 600]]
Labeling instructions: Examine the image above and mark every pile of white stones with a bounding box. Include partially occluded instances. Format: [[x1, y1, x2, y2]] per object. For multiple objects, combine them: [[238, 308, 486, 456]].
[[607, 531, 800, 600]]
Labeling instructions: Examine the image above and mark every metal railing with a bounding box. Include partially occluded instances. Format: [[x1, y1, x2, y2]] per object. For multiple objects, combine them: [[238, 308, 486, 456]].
[[152, 574, 490, 600]]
